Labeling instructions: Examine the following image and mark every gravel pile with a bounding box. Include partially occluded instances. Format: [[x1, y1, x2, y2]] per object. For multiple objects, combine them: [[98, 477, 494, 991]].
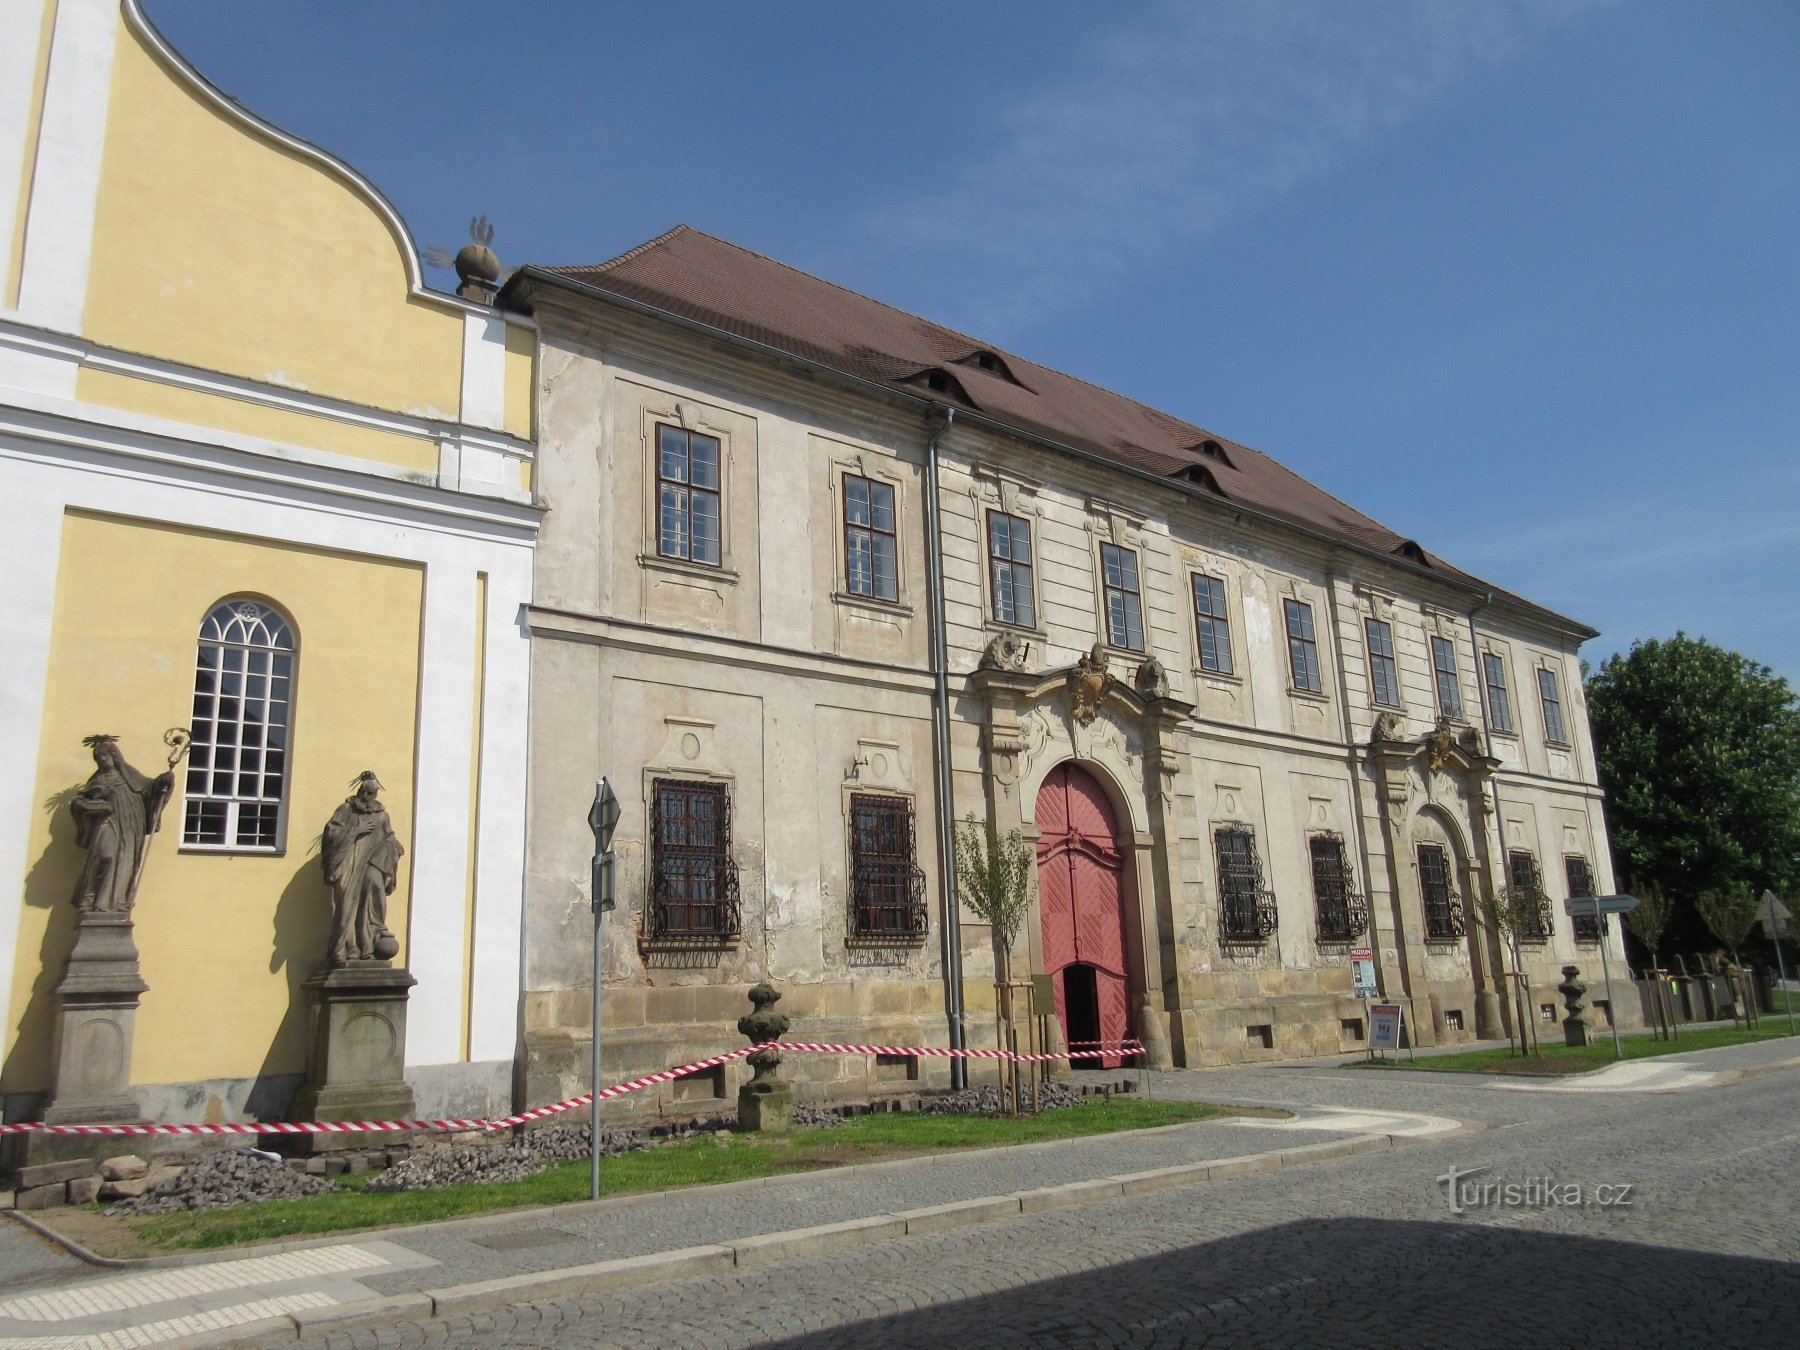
[[107, 1149, 335, 1215], [364, 1144, 543, 1192], [792, 1103, 845, 1128], [515, 1121, 656, 1162], [916, 1082, 1087, 1115]]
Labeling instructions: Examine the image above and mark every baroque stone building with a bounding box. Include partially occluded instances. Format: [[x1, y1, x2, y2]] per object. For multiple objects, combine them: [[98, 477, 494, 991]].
[[505, 226, 1626, 1109]]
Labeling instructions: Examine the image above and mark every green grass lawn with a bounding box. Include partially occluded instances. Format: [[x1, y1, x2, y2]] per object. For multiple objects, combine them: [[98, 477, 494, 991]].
[[52, 1096, 1227, 1258], [1347, 1022, 1798, 1076]]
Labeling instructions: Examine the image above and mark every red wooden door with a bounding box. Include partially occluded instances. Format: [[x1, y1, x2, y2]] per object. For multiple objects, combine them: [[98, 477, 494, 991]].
[[1035, 764, 1130, 1067]]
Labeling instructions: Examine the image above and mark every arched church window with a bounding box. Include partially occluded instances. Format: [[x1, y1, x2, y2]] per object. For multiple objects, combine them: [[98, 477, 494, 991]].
[[181, 598, 296, 850]]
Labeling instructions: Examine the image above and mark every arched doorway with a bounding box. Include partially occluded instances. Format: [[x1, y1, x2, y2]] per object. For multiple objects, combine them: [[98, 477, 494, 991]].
[[1035, 763, 1130, 1068]]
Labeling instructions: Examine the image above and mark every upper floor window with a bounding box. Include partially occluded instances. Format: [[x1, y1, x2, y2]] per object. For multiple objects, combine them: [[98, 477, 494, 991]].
[[987, 511, 1036, 628], [1417, 844, 1465, 940], [1482, 652, 1515, 734], [183, 599, 296, 851], [1309, 834, 1368, 943], [1100, 543, 1145, 653], [657, 424, 721, 566], [1191, 574, 1233, 675], [843, 474, 898, 601], [1283, 598, 1322, 693], [649, 779, 739, 939], [1215, 825, 1277, 943], [1567, 855, 1600, 942], [1538, 668, 1567, 744], [1431, 636, 1463, 718], [1365, 618, 1400, 708], [1507, 849, 1551, 942], [848, 794, 928, 939]]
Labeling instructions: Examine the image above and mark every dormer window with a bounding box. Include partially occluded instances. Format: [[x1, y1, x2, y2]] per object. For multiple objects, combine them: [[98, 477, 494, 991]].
[[1173, 464, 1225, 495], [926, 370, 950, 393], [951, 349, 1027, 388], [1188, 439, 1234, 469]]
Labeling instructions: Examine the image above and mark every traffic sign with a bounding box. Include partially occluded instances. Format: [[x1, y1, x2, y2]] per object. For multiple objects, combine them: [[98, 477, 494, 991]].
[[1563, 893, 1639, 918]]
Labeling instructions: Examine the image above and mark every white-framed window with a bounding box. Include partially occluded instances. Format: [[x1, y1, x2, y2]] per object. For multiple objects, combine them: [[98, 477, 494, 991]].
[[1482, 651, 1515, 734], [1538, 667, 1568, 744], [987, 510, 1036, 628], [1191, 574, 1233, 674], [656, 422, 722, 566], [182, 598, 296, 851], [1283, 598, 1323, 693], [1365, 618, 1400, 707], [1100, 543, 1145, 652], [843, 472, 899, 601], [1431, 636, 1463, 718]]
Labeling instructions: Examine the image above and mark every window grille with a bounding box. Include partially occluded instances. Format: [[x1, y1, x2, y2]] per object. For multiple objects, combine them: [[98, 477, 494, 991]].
[[1192, 574, 1234, 674], [183, 598, 295, 850], [1538, 668, 1567, 744], [657, 423, 722, 565], [1508, 850, 1552, 941], [1365, 618, 1400, 708], [1418, 843, 1466, 939], [649, 779, 740, 939], [1431, 636, 1463, 718], [1216, 826, 1278, 943], [1567, 856, 1600, 941], [848, 794, 928, 938], [987, 511, 1036, 628], [1283, 599, 1322, 693], [1309, 834, 1368, 942], [1100, 543, 1145, 652], [844, 473, 898, 601], [1482, 652, 1514, 734]]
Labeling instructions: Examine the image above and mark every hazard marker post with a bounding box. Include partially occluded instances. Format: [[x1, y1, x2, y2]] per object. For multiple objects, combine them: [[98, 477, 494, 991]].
[[588, 777, 620, 1200]]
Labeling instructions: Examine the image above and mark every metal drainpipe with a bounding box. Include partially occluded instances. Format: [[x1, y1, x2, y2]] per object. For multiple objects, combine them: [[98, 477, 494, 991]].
[[923, 409, 967, 1086]]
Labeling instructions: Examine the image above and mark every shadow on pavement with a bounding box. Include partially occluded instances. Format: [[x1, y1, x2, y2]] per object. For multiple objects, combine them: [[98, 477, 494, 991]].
[[758, 1216, 1799, 1348]]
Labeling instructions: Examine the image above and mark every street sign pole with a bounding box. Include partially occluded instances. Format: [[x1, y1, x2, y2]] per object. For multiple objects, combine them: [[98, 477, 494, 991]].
[[1763, 890, 1795, 1035], [588, 778, 620, 1202], [1565, 894, 1638, 1059], [1597, 917, 1624, 1059]]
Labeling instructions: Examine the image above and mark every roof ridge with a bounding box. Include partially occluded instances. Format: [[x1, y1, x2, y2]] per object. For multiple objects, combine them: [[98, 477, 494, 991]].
[[551, 224, 695, 276]]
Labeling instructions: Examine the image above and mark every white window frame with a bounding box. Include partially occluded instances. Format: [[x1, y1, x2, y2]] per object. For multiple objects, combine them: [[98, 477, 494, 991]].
[[180, 598, 297, 853]]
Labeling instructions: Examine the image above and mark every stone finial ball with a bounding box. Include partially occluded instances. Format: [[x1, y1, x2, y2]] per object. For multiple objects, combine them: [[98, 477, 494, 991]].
[[373, 932, 400, 961], [454, 243, 501, 285]]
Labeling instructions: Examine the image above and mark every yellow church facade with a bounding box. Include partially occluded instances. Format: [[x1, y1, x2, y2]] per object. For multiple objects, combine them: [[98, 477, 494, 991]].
[[0, 0, 539, 1126]]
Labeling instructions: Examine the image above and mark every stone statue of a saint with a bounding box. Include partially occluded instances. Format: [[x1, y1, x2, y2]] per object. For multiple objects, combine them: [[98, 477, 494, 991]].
[[70, 735, 174, 915], [322, 772, 404, 966]]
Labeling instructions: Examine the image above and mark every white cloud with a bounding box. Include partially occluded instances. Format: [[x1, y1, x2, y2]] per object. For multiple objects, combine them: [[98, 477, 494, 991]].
[[841, 0, 1613, 332]]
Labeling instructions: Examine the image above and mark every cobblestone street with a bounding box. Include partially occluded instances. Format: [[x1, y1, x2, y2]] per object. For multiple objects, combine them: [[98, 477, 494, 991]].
[[289, 1049, 1800, 1349]]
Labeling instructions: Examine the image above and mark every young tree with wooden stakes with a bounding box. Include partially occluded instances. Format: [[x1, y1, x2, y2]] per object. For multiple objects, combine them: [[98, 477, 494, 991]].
[[954, 814, 1035, 1111], [1474, 876, 1551, 1055]]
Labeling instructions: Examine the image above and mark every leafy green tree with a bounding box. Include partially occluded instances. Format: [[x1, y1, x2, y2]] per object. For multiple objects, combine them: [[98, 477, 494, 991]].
[[1587, 635, 1800, 949]]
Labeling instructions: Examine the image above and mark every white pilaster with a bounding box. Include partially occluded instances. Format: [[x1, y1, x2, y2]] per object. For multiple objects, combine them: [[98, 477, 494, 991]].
[[14, 0, 118, 335], [0, 0, 50, 310]]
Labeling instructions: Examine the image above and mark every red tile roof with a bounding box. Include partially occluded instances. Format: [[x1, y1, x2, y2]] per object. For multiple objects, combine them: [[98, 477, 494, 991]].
[[512, 226, 1589, 636]]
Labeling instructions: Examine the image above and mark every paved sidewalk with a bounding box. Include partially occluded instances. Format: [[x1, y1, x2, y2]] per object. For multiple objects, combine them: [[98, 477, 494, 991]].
[[4, 1031, 1794, 1348], [0, 1098, 1456, 1348]]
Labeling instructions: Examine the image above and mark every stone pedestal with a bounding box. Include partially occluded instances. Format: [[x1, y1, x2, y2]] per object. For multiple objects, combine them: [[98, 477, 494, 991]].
[[737, 1077, 794, 1133], [1558, 965, 1591, 1048], [292, 962, 417, 1150], [43, 914, 148, 1127]]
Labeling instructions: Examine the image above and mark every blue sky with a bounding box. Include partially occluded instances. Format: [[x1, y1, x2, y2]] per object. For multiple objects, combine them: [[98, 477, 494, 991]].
[[148, 0, 1800, 685]]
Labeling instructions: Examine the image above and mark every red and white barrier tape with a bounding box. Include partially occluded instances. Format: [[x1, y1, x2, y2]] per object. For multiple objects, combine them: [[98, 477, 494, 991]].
[[0, 1038, 1145, 1137]]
